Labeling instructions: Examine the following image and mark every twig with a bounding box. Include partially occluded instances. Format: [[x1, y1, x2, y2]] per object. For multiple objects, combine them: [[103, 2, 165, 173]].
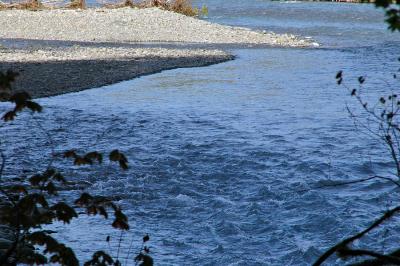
[[0, 151, 5, 180], [116, 230, 124, 261], [32, 116, 56, 170], [341, 248, 400, 265], [313, 205, 400, 266], [297, 175, 400, 193], [124, 234, 136, 266], [350, 248, 400, 266]]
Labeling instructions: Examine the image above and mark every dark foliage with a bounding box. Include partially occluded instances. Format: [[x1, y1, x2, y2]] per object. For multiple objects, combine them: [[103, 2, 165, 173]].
[[375, 0, 400, 31], [0, 72, 153, 265], [134, 234, 153, 266]]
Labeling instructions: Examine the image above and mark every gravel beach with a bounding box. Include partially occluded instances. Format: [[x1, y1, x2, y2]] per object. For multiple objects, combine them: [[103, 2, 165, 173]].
[[0, 46, 232, 98], [0, 7, 313, 98]]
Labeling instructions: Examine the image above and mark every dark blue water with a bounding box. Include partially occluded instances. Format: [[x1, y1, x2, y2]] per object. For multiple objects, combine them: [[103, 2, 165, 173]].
[[2, 1, 400, 265]]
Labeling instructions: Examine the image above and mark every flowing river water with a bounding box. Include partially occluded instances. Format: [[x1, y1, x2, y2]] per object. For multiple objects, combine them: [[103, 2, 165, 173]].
[[2, 1, 400, 265]]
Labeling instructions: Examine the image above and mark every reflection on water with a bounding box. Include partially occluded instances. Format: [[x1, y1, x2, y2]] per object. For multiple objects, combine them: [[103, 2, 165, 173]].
[[2, 1, 400, 265]]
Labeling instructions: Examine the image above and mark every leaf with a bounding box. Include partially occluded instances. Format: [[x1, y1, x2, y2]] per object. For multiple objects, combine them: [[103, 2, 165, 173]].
[[335, 71, 342, 79], [85, 151, 103, 164], [0, 70, 18, 90], [109, 150, 121, 161], [26, 232, 79, 266], [112, 219, 129, 230], [50, 255, 60, 263], [24, 252, 48, 265], [119, 160, 128, 170], [84, 251, 114, 266], [3, 110, 16, 121], [9, 91, 31, 104], [26, 101, 42, 113], [87, 205, 98, 216], [75, 193, 93, 206], [109, 150, 129, 169], [74, 156, 92, 166], [98, 206, 108, 219], [64, 150, 77, 159], [375, 0, 390, 8], [6, 185, 27, 194], [51, 202, 78, 223], [43, 168, 56, 179], [143, 234, 150, 243], [358, 76, 365, 84], [29, 174, 43, 186], [141, 254, 154, 266], [135, 253, 154, 266], [45, 181, 58, 195], [112, 209, 129, 230], [53, 172, 66, 183]]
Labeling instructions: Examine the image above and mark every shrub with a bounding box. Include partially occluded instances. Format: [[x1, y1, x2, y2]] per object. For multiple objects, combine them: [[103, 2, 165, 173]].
[[0, 0, 43, 10], [66, 0, 86, 9], [134, 0, 204, 17], [169, 0, 197, 16]]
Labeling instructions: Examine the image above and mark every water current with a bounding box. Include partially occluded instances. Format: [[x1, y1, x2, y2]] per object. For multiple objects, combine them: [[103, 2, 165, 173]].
[[2, 1, 400, 265]]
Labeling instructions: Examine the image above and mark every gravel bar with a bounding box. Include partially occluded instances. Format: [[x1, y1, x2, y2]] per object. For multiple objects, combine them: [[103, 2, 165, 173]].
[[0, 46, 232, 98], [0, 8, 314, 98], [0, 8, 310, 46]]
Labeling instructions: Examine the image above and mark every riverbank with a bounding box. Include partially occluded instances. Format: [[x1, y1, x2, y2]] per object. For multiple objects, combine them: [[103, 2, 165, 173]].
[[0, 46, 232, 98], [0, 7, 313, 98]]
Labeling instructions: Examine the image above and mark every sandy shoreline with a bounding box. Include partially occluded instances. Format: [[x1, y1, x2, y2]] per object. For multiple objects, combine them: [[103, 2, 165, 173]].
[[0, 8, 314, 98]]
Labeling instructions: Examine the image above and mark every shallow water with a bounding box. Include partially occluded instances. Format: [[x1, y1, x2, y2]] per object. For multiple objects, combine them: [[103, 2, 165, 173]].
[[2, 1, 400, 265]]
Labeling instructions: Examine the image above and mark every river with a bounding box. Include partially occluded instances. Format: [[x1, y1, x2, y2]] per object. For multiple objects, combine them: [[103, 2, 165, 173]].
[[2, 1, 400, 265]]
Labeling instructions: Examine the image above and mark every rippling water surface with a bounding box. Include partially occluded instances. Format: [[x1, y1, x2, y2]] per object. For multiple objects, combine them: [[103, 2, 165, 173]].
[[2, 1, 400, 265]]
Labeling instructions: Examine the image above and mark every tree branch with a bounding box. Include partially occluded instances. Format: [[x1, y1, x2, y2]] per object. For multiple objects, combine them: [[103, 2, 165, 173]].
[[340, 248, 400, 265], [313, 205, 400, 266], [297, 175, 400, 193]]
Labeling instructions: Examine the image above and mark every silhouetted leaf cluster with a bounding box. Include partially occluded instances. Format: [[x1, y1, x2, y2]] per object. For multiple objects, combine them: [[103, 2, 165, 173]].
[[84, 251, 115, 266], [26, 232, 79, 265], [375, 0, 400, 31], [75, 192, 129, 230], [0, 71, 152, 265], [0, 71, 42, 121], [109, 149, 129, 170], [135, 234, 153, 266], [64, 149, 128, 170]]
